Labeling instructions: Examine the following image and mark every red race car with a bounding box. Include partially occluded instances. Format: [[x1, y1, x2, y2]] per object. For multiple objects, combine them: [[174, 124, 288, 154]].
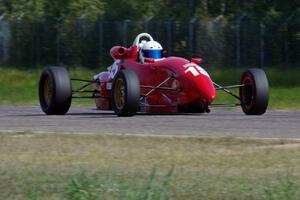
[[39, 33, 269, 116]]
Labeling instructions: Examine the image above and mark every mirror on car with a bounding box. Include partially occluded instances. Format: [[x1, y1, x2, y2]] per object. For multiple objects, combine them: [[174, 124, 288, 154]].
[[191, 58, 204, 64]]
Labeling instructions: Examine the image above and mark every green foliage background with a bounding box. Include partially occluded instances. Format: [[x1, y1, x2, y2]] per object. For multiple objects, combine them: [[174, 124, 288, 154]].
[[1, 0, 299, 21], [0, 0, 299, 68]]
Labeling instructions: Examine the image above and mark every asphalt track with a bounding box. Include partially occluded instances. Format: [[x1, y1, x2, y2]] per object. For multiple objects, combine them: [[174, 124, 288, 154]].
[[0, 105, 300, 139]]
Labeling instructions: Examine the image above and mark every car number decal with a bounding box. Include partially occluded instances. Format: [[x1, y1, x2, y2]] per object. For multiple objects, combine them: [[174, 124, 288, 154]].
[[183, 63, 209, 77]]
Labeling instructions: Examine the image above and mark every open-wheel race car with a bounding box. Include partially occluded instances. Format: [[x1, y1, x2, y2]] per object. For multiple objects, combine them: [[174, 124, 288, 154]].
[[39, 33, 269, 116]]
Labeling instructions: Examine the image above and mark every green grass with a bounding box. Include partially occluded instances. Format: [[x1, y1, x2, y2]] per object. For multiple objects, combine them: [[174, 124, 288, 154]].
[[209, 67, 300, 110], [0, 133, 300, 200], [212, 87, 300, 111], [209, 67, 300, 88], [0, 66, 300, 110], [0, 67, 99, 106]]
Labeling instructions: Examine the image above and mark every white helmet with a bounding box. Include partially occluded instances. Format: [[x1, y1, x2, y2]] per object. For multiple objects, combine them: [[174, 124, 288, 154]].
[[139, 40, 163, 63]]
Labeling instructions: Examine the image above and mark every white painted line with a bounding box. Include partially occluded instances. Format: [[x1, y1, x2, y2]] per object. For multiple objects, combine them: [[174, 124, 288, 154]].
[[1, 130, 300, 141]]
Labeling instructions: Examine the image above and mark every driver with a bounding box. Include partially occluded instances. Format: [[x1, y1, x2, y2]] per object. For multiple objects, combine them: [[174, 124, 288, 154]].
[[138, 39, 164, 63], [132, 33, 164, 63]]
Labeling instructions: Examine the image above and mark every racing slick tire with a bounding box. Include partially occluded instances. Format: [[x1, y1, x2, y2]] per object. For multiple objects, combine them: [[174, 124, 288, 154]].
[[240, 68, 269, 115], [112, 70, 140, 117], [39, 67, 72, 115]]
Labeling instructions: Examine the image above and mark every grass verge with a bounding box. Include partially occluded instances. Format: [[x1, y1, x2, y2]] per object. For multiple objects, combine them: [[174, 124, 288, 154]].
[[0, 67, 300, 110], [0, 133, 300, 200]]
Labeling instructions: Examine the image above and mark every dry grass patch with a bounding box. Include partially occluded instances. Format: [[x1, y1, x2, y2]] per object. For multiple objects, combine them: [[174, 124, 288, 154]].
[[0, 133, 300, 200]]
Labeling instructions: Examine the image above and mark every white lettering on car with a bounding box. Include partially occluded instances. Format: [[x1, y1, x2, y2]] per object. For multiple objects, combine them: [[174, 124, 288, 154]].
[[183, 63, 209, 77]]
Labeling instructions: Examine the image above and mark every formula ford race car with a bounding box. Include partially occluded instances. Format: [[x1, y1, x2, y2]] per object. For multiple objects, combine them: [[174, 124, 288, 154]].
[[39, 33, 269, 116]]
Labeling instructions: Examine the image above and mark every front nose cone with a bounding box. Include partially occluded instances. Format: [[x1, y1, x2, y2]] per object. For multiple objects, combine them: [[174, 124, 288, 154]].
[[179, 72, 216, 105], [174, 61, 217, 105], [197, 77, 216, 103], [187, 70, 216, 104]]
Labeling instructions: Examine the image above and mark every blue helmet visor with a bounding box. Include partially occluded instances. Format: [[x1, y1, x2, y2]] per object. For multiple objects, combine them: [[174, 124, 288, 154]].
[[142, 50, 163, 59]]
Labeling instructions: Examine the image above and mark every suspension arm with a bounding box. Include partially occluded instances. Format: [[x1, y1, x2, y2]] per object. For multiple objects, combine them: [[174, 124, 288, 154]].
[[140, 76, 173, 100], [213, 82, 241, 101], [215, 84, 244, 90], [140, 85, 179, 92], [71, 78, 96, 83]]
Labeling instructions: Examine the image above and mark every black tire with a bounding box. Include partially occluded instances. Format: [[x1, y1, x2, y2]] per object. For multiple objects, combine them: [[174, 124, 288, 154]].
[[240, 68, 269, 115], [39, 67, 72, 115], [112, 70, 140, 116]]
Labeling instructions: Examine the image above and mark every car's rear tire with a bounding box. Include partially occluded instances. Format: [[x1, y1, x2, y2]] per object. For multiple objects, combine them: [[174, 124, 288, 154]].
[[240, 68, 269, 115], [39, 67, 72, 115], [112, 70, 140, 116]]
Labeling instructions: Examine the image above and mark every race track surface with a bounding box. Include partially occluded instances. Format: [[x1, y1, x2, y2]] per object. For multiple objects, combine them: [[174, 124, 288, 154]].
[[0, 106, 300, 139]]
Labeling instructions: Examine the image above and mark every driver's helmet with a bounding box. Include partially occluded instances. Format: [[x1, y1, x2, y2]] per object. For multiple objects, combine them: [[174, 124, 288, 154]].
[[139, 40, 163, 63]]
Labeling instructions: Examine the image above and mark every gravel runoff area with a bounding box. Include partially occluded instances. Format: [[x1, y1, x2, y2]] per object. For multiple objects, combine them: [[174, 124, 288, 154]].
[[0, 106, 299, 139]]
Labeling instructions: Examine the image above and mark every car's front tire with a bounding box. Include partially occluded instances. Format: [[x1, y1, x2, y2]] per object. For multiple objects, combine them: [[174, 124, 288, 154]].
[[112, 70, 140, 116], [39, 67, 72, 115], [240, 68, 269, 115]]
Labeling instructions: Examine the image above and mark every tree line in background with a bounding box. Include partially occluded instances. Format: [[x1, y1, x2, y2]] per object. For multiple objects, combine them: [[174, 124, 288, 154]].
[[0, 0, 299, 67], [1, 0, 299, 21]]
